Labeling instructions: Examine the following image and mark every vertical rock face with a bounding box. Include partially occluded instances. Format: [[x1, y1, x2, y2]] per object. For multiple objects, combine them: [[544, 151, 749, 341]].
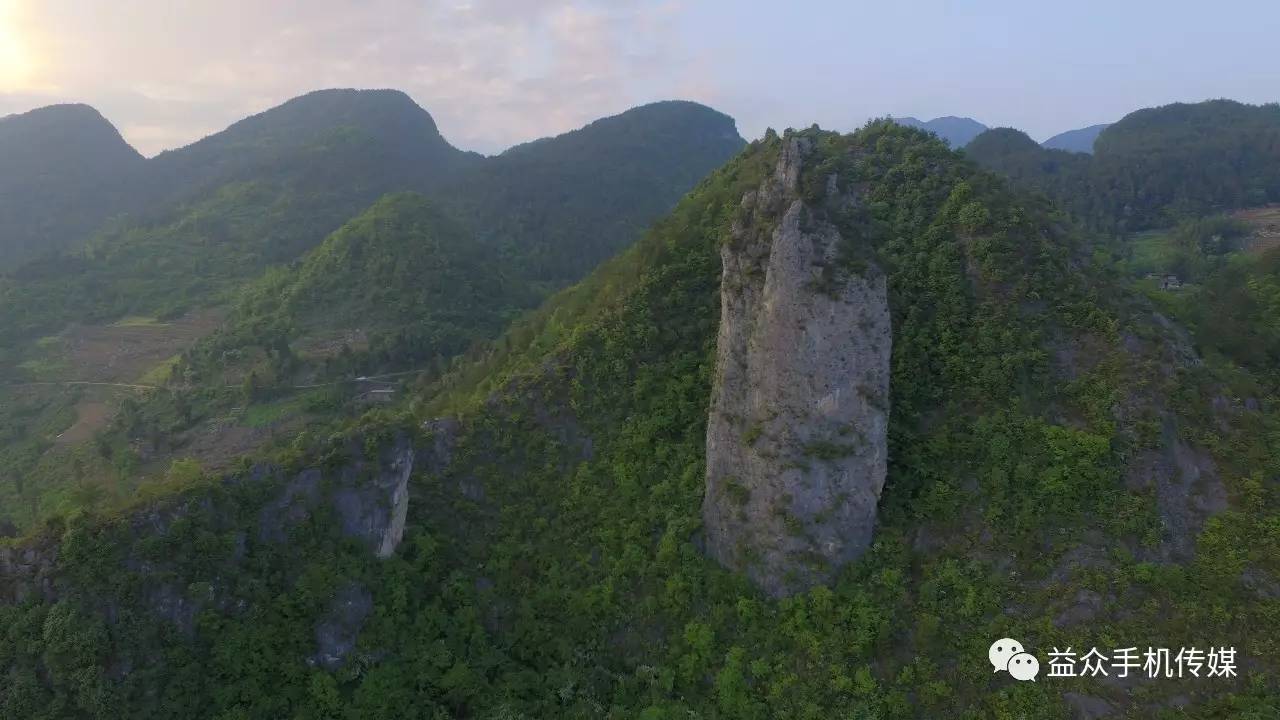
[[703, 137, 891, 597], [259, 433, 414, 559], [310, 582, 374, 671], [332, 435, 414, 559]]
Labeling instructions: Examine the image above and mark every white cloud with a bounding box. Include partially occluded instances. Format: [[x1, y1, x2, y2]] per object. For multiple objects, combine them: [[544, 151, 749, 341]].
[[2, 0, 706, 155]]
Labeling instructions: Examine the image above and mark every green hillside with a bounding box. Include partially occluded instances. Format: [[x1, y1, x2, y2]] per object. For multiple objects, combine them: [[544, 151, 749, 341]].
[[0, 91, 480, 350], [189, 101, 745, 386], [967, 99, 1280, 233], [0, 97, 741, 352], [187, 193, 531, 391], [437, 100, 753, 286], [2, 123, 1274, 718], [0, 104, 145, 270], [139, 89, 479, 209], [0, 96, 744, 534], [962, 127, 1097, 220]]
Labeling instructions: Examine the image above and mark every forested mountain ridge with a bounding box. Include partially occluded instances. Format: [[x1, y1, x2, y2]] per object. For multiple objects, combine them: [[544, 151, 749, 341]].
[[966, 99, 1280, 231], [0, 90, 478, 274], [1092, 100, 1280, 225], [0, 94, 744, 532], [0, 104, 146, 269], [438, 100, 745, 285], [963, 127, 1099, 221], [0, 89, 482, 344], [0, 95, 743, 350], [2, 122, 1274, 718], [136, 89, 482, 218], [179, 193, 534, 395], [229, 193, 516, 349], [199, 102, 744, 377], [83, 104, 744, 498]]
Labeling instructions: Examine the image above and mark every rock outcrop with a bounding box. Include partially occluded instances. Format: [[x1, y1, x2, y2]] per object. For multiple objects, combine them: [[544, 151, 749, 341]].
[[333, 435, 414, 559], [0, 432, 414, 639], [259, 434, 415, 559], [310, 582, 374, 670], [703, 136, 891, 597], [0, 543, 58, 605]]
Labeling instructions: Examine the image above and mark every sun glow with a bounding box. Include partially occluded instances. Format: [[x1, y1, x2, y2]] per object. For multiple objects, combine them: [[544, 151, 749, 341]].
[[0, 0, 36, 92]]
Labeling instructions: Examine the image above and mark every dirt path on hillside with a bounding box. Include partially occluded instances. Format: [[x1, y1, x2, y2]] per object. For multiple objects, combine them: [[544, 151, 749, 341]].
[[55, 401, 112, 445]]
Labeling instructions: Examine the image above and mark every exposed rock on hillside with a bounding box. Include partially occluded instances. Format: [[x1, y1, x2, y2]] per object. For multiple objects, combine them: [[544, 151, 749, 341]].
[[334, 436, 414, 559], [0, 543, 58, 605], [0, 431, 414, 643], [703, 137, 891, 597], [310, 582, 374, 670], [260, 434, 415, 558]]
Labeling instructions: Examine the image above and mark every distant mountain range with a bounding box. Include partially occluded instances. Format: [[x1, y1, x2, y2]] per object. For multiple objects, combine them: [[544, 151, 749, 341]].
[[0, 86, 745, 536], [0, 89, 480, 270], [0, 90, 743, 274], [890, 115, 988, 148], [1042, 122, 1110, 153], [892, 115, 1111, 153]]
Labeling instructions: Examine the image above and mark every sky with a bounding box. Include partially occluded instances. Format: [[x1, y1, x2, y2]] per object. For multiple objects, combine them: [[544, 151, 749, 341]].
[[1, 0, 1277, 156]]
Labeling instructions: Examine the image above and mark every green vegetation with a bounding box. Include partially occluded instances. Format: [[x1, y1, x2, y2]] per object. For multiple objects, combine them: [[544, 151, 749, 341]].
[[190, 193, 528, 388], [138, 356, 182, 386], [438, 100, 747, 287], [0, 388, 83, 528], [1157, 243, 1280, 372], [0, 176, 394, 345], [0, 104, 144, 270], [967, 99, 1280, 234], [0, 95, 743, 533], [1123, 215, 1251, 282], [3, 122, 1275, 718], [0, 96, 741, 356], [5, 89, 1280, 718]]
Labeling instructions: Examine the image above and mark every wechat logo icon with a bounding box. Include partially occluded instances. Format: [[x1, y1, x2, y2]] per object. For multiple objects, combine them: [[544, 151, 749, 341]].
[[990, 638, 1040, 681]]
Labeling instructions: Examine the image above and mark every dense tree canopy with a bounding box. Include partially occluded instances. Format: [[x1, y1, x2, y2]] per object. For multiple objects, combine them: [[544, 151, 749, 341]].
[[0, 105, 145, 269], [0, 94, 744, 534], [967, 99, 1280, 232], [2, 124, 1273, 718]]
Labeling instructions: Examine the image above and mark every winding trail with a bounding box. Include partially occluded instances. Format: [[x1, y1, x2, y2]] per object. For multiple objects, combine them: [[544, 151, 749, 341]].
[[3, 367, 430, 392], [5, 380, 158, 390]]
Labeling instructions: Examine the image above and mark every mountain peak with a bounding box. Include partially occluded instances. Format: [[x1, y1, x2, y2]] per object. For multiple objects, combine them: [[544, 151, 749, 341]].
[[890, 115, 988, 147], [0, 102, 142, 160], [965, 126, 1043, 156], [613, 99, 739, 124], [270, 87, 433, 122], [1041, 123, 1110, 153], [0, 102, 144, 268], [500, 99, 742, 158], [160, 87, 455, 159], [1096, 98, 1280, 156], [135, 88, 478, 217]]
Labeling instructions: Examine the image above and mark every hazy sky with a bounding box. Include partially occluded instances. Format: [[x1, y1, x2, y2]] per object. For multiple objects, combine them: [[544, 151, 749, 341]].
[[2, 0, 1277, 156]]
